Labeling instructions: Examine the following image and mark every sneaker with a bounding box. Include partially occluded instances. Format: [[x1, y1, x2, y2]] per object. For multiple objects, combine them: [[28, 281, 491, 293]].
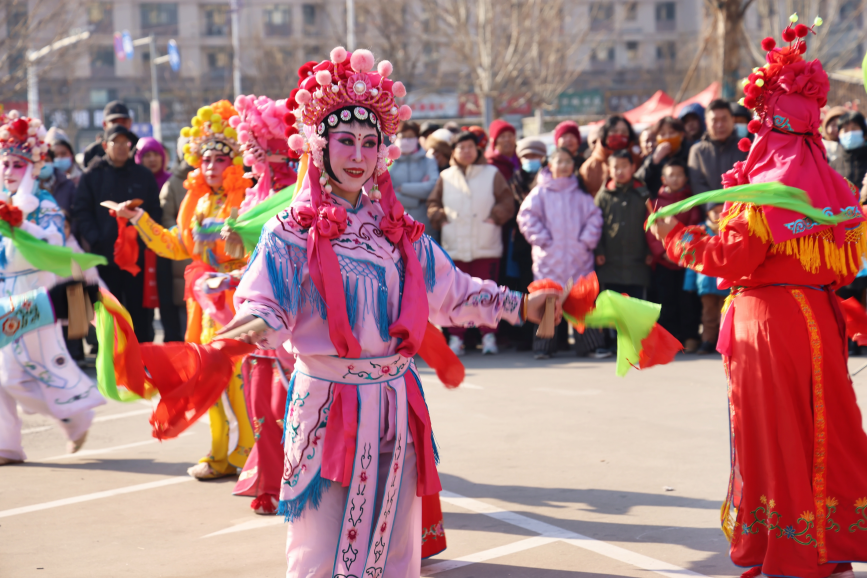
[[251, 494, 280, 515], [448, 335, 465, 357], [684, 338, 701, 353], [534, 352, 550, 360], [696, 341, 716, 355], [589, 348, 613, 359], [187, 461, 235, 480], [481, 334, 498, 355], [67, 430, 88, 454]]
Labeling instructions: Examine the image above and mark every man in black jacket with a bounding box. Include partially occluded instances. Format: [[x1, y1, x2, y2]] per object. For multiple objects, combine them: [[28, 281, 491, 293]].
[[72, 125, 161, 342], [83, 101, 138, 168]]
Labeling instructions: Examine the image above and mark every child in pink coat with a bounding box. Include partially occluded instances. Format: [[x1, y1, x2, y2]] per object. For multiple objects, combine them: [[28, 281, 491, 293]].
[[517, 148, 603, 357]]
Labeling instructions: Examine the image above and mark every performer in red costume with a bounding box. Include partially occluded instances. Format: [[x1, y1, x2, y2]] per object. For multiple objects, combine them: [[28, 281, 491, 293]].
[[651, 15, 867, 578]]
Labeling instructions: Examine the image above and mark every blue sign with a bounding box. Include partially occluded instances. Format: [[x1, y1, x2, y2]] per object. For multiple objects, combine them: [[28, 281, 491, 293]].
[[132, 123, 153, 138], [167, 40, 180, 72], [122, 30, 134, 60]]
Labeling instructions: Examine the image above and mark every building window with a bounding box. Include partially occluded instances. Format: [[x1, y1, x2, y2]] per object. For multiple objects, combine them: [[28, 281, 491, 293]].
[[626, 41, 639, 62], [840, 0, 864, 27], [591, 44, 615, 67], [141, 3, 179, 35], [6, 5, 27, 36], [203, 4, 229, 36], [624, 2, 638, 21], [656, 41, 677, 63], [264, 4, 292, 36], [91, 45, 116, 76], [589, 2, 614, 31], [302, 4, 318, 30], [655, 2, 676, 31], [87, 3, 113, 34]]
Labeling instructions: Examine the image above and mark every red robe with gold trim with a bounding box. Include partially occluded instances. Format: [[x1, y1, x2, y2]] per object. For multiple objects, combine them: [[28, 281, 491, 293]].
[[664, 203, 867, 578]]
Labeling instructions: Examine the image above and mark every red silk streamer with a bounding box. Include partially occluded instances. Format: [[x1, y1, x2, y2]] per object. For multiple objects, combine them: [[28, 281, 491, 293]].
[[562, 273, 600, 330], [301, 164, 361, 358], [416, 321, 464, 388], [143, 339, 256, 440], [113, 216, 141, 275], [637, 323, 684, 369], [839, 296, 867, 346]]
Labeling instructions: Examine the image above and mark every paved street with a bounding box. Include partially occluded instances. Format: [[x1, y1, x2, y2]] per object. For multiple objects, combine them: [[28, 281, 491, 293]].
[[3, 351, 867, 577]]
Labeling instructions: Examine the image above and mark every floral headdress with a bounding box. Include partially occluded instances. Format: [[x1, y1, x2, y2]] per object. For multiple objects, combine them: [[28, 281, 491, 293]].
[[180, 100, 242, 168], [282, 47, 427, 360], [0, 111, 48, 164], [287, 46, 412, 196], [229, 95, 298, 213]]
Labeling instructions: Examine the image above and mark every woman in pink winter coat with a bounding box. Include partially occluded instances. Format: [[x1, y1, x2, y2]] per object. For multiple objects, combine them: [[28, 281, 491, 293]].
[[517, 148, 603, 357]]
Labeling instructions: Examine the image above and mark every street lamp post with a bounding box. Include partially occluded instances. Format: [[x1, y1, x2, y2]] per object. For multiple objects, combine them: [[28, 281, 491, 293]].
[[230, 0, 242, 99], [347, 0, 355, 51], [27, 30, 92, 120], [125, 33, 175, 143]]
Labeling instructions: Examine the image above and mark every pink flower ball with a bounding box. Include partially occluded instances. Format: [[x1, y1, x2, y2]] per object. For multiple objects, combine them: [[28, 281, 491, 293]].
[[330, 46, 348, 63], [315, 69, 332, 86], [295, 89, 311, 105], [253, 161, 267, 173], [377, 60, 393, 78], [238, 130, 250, 144], [392, 82, 407, 98], [386, 144, 401, 160], [397, 105, 412, 121], [350, 49, 375, 73], [243, 153, 256, 166], [288, 133, 305, 152], [228, 116, 241, 128]]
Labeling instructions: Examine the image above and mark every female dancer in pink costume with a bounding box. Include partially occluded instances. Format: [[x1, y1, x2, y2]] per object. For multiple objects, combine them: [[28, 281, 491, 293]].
[[217, 47, 557, 576]]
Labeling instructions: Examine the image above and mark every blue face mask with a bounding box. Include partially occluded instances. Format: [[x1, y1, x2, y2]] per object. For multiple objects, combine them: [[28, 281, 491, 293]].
[[522, 159, 541, 173], [734, 124, 749, 139], [39, 162, 54, 180], [840, 130, 866, 151], [53, 157, 72, 172]]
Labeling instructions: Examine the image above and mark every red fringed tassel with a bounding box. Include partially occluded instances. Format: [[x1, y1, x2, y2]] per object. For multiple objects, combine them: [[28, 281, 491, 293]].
[[416, 321, 464, 388], [638, 324, 684, 369]]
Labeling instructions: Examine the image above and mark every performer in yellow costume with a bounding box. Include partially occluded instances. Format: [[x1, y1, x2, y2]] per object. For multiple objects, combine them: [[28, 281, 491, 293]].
[[126, 101, 255, 479]]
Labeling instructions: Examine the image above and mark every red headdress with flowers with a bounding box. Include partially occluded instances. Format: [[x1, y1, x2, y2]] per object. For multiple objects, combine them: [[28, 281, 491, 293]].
[[284, 47, 427, 360], [0, 110, 48, 164], [726, 14, 862, 249]]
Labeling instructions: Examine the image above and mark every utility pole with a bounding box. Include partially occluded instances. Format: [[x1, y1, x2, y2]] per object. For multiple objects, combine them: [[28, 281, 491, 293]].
[[27, 30, 92, 120], [230, 0, 242, 99], [148, 35, 162, 142], [347, 0, 355, 50]]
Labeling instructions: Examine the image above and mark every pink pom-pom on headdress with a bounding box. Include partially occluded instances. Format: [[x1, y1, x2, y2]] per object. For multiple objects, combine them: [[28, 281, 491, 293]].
[[330, 46, 347, 63], [398, 105, 412, 121], [386, 144, 401, 160], [392, 82, 407, 99], [237, 122, 250, 133], [377, 60, 393, 78], [350, 49, 375, 73], [295, 89, 311, 105], [315, 69, 332, 86], [243, 153, 256, 166], [288, 133, 305, 152]]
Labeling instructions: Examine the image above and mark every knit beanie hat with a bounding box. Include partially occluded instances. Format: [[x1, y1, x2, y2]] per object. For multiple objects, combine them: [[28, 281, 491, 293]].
[[516, 138, 547, 158], [488, 119, 515, 150], [426, 128, 454, 158], [554, 121, 581, 148]]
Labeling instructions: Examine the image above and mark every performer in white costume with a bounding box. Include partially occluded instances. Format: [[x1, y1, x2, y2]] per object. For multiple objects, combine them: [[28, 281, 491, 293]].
[[0, 111, 105, 465]]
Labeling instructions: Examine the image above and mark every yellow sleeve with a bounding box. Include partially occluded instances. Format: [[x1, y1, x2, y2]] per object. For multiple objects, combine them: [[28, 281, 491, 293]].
[[133, 211, 191, 261]]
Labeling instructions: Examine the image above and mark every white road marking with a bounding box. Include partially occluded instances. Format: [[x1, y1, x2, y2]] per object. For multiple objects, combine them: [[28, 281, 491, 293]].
[[439, 491, 709, 578], [21, 408, 154, 435], [202, 516, 282, 538], [0, 476, 194, 519], [422, 536, 559, 576], [41, 432, 194, 461]]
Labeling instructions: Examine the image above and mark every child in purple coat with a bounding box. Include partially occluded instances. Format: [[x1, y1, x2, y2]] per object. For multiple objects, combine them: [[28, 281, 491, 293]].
[[518, 148, 603, 357]]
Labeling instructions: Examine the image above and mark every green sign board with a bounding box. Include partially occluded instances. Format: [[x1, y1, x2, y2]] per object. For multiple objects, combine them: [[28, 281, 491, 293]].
[[555, 90, 605, 116]]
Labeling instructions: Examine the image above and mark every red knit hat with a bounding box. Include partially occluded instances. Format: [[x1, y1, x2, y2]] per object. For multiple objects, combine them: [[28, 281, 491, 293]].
[[554, 121, 581, 148], [488, 119, 515, 150]]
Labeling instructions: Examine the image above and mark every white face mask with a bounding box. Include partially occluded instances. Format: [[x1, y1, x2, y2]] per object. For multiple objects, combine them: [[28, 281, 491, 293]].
[[397, 137, 419, 154]]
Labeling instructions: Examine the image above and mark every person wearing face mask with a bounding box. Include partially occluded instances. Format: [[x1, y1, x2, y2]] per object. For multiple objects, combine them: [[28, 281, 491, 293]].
[[579, 114, 641, 198], [37, 149, 76, 214], [831, 111, 867, 190], [72, 124, 162, 344], [45, 127, 83, 187], [821, 106, 847, 165], [114, 101, 255, 481], [390, 121, 440, 240], [636, 116, 688, 199], [687, 99, 748, 197], [677, 102, 706, 149], [730, 103, 753, 141]]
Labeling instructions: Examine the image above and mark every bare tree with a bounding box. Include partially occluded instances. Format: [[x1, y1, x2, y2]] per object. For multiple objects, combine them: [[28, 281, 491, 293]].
[[0, 0, 85, 102]]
